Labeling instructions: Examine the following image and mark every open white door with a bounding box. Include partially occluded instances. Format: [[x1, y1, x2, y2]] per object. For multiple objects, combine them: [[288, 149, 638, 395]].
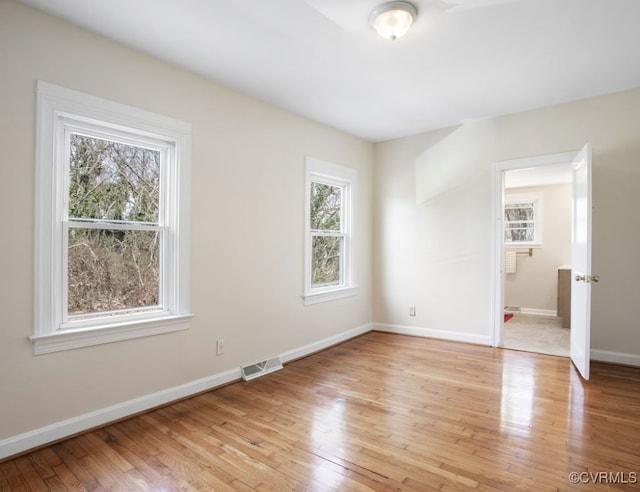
[[570, 144, 593, 380]]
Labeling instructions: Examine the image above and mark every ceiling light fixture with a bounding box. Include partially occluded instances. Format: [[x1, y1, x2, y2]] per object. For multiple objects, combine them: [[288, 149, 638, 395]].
[[369, 1, 417, 41]]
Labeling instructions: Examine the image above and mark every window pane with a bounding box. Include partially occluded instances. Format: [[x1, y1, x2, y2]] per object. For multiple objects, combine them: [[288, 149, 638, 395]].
[[310, 182, 341, 231], [312, 235, 342, 287], [68, 228, 160, 316], [505, 203, 535, 222], [505, 228, 534, 242], [69, 134, 160, 222]]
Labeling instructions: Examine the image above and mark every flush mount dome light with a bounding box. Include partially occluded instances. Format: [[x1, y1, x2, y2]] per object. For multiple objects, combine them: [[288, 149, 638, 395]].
[[370, 1, 417, 40]]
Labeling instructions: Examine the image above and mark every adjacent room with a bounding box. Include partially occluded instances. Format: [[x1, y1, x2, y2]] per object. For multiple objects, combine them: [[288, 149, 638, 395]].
[[502, 163, 573, 357], [2, 0, 640, 489]]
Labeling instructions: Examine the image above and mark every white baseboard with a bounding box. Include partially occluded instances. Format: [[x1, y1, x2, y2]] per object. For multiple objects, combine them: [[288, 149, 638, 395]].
[[280, 323, 372, 363], [0, 367, 241, 461], [519, 308, 558, 317], [0, 323, 372, 461], [591, 349, 640, 367], [373, 323, 492, 346]]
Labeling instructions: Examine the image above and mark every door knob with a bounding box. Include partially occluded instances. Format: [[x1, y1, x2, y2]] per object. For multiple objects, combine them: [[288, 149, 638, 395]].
[[575, 274, 600, 282]]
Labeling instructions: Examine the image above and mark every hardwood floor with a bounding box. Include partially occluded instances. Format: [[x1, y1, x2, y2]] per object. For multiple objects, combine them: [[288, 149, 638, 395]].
[[2, 332, 640, 491]]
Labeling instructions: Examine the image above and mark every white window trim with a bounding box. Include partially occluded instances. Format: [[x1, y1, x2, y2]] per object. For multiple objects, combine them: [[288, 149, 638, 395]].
[[303, 157, 358, 306], [32, 81, 192, 355], [504, 191, 543, 247]]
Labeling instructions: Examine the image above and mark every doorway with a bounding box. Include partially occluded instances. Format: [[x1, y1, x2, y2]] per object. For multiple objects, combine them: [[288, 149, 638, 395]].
[[501, 164, 573, 357], [491, 146, 593, 379]]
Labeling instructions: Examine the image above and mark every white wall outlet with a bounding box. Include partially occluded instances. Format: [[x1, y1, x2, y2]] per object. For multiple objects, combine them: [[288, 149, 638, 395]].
[[216, 339, 225, 355], [409, 305, 416, 317]]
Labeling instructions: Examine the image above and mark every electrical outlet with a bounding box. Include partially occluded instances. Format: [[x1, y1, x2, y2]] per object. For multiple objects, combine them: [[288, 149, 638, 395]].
[[216, 339, 225, 355], [409, 305, 416, 317]]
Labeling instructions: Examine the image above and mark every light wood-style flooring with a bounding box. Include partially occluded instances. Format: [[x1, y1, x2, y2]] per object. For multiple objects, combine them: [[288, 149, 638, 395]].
[[2, 332, 640, 491]]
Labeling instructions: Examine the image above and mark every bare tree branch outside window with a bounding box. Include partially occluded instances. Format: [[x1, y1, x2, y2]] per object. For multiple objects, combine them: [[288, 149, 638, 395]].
[[67, 134, 160, 316], [504, 201, 536, 243], [310, 182, 343, 286]]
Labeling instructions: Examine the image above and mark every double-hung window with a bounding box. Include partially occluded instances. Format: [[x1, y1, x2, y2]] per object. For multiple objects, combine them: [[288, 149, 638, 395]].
[[32, 81, 192, 354], [504, 192, 543, 246], [304, 157, 357, 305]]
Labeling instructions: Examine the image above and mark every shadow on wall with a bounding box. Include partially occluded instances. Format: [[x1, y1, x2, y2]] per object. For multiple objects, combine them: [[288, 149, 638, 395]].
[[410, 121, 497, 335], [415, 122, 494, 206]]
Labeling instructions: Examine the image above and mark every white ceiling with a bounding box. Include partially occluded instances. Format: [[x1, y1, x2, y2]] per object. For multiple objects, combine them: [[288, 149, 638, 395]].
[[505, 163, 573, 189], [19, 0, 640, 142]]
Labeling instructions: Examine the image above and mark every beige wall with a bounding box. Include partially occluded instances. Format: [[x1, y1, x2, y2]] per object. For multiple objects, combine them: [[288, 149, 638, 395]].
[[504, 184, 572, 313], [0, 1, 373, 443], [374, 86, 640, 356]]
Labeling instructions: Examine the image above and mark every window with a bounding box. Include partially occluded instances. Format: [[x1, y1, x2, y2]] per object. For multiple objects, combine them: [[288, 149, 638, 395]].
[[504, 192, 543, 246], [304, 157, 357, 305], [32, 81, 192, 354]]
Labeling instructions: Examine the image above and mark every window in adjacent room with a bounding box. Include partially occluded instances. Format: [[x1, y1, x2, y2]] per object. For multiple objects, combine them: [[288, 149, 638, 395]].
[[304, 157, 357, 305], [504, 192, 543, 246], [32, 81, 192, 354]]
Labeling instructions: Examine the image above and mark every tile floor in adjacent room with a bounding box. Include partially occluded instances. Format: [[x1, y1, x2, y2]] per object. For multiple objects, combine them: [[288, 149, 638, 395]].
[[503, 313, 570, 357]]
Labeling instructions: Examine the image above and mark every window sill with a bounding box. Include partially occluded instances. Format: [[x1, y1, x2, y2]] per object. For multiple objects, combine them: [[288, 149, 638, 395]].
[[30, 314, 193, 355], [303, 286, 358, 306]]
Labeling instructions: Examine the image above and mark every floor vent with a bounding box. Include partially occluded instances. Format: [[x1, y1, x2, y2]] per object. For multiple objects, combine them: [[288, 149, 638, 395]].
[[504, 305, 521, 313], [241, 356, 283, 381]]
